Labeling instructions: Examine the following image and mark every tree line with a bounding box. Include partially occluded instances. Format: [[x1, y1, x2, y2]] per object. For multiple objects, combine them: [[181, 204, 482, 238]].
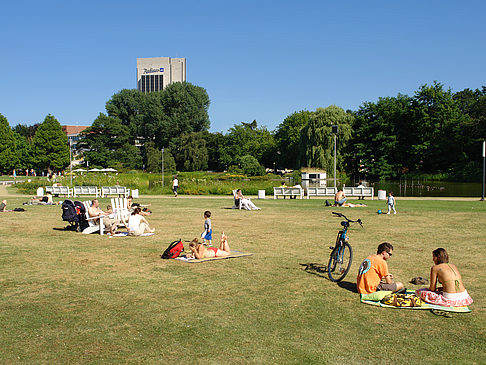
[[1, 81, 485, 181]]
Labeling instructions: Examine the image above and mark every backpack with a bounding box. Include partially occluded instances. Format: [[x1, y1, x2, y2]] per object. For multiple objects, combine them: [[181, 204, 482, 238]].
[[161, 239, 184, 259]]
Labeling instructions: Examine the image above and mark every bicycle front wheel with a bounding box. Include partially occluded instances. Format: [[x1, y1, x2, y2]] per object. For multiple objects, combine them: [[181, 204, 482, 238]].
[[327, 242, 353, 282]]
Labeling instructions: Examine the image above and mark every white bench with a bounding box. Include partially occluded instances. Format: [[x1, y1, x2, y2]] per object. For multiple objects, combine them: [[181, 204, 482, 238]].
[[273, 187, 304, 199], [45, 186, 73, 197], [101, 186, 130, 198], [73, 186, 100, 198], [306, 187, 338, 199], [343, 187, 374, 200]]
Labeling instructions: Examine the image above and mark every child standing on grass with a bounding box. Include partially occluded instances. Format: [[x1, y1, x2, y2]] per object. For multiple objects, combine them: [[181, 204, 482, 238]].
[[201, 210, 212, 246], [387, 192, 397, 214]]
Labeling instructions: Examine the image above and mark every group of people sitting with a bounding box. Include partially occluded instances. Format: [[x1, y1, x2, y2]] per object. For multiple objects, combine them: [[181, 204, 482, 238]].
[[86, 196, 155, 236], [357, 243, 473, 307]]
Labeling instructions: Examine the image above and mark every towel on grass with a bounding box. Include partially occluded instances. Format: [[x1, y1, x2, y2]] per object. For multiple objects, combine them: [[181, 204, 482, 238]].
[[360, 290, 471, 313], [112, 232, 155, 237], [175, 250, 253, 263]]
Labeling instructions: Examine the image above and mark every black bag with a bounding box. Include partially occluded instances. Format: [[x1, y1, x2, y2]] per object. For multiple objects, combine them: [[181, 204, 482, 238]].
[[161, 240, 184, 259], [62, 200, 78, 222]]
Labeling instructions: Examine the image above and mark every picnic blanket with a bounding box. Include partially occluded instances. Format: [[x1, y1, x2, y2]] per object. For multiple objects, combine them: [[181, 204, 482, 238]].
[[360, 290, 471, 313], [112, 232, 155, 237], [175, 250, 253, 263]]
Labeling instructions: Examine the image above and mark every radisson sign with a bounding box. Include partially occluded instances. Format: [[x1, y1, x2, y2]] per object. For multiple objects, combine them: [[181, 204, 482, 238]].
[[143, 67, 164, 74]]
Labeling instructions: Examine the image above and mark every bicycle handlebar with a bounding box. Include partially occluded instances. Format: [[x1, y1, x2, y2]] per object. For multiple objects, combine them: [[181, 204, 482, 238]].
[[331, 212, 363, 226]]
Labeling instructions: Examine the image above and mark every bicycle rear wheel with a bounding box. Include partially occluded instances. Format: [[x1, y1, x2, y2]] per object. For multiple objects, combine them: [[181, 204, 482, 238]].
[[327, 242, 353, 282]]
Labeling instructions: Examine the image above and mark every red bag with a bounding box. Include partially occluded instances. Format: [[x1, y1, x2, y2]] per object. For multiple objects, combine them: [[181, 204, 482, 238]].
[[161, 240, 184, 259]]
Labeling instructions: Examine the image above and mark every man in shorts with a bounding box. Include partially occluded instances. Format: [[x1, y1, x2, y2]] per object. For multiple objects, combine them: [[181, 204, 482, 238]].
[[357, 242, 404, 294]]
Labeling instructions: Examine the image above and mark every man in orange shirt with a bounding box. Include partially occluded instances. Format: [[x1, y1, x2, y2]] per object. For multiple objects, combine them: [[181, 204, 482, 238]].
[[357, 242, 404, 294]]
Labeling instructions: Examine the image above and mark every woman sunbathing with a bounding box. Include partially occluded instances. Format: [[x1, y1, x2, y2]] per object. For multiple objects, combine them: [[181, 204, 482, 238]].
[[416, 248, 473, 307], [188, 232, 231, 259]]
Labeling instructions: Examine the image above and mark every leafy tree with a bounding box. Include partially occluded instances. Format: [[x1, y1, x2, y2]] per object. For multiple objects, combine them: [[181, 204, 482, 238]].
[[299, 106, 353, 173], [0, 113, 17, 173], [410, 82, 467, 173], [274, 110, 312, 169], [12, 123, 40, 142], [79, 113, 131, 168], [202, 131, 226, 171], [223, 120, 276, 168], [239, 155, 265, 176], [171, 132, 208, 171], [145, 142, 176, 173], [13, 132, 33, 171], [32, 115, 70, 171], [114, 143, 143, 170], [105, 89, 146, 143], [352, 95, 412, 179]]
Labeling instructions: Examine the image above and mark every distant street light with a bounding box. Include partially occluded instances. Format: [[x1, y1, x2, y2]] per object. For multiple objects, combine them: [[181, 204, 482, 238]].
[[331, 125, 338, 188], [69, 139, 73, 186], [161, 147, 165, 193]]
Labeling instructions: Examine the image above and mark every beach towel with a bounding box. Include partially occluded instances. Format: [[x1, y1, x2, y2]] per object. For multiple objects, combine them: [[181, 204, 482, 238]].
[[360, 290, 471, 313], [175, 250, 253, 263], [112, 232, 155, 237]]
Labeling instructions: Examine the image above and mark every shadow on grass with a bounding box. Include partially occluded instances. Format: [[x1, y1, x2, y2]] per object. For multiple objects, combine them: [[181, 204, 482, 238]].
[[300, 263, 359, 293], [337, 281, 358, 293], [300, 262, 328, 279]]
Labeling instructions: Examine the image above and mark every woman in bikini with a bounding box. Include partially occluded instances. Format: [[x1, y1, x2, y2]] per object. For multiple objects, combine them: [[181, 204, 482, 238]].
[[189, 232, 231, 259], [416, 248, 473, 307]]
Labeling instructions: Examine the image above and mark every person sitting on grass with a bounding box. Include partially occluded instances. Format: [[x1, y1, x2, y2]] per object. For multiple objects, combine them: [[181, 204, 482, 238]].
[[128, 207, 155, 236], [357, 242, 404, 294], [0, 200, 11, 212], [188, 232, 231, 259], [127, 195, 152, 215], [415, 248, 473, 307], [334, 189, 347, 206]]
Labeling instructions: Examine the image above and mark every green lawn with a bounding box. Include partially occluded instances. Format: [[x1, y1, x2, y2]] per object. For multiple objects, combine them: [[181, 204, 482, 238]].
[[0, 195, 484, 364]]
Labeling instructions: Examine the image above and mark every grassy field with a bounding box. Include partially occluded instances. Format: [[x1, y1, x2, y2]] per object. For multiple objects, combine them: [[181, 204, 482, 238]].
[[0, 193, 485, 364]]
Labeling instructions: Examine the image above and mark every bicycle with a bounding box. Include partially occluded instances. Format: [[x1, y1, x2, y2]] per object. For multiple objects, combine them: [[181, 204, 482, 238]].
[[327, 211, 363, 282]]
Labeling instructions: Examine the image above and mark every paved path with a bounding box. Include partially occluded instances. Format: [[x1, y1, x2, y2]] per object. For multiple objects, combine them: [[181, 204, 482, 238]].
[[0, 183, 482, 201]]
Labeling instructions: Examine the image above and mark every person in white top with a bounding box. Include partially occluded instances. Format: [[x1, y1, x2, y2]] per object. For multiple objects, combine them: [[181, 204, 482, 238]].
[[172, 175, 179, 197], [128, 207, 155, 235], [387, 192, 397, 214]]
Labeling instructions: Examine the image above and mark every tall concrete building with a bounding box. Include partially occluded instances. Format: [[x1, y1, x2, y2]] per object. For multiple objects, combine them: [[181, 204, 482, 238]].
[[136, 57, 186, 93]]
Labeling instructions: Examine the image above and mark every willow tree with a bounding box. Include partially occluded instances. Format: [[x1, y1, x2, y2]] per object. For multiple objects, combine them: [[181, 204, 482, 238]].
[[299, 105, 353, 173]]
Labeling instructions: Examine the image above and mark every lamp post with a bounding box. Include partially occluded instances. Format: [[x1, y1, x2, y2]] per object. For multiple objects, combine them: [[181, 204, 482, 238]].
[[69, 139, 73, 186], [161, 147, 165, 193], [331, 125, 338, 188]]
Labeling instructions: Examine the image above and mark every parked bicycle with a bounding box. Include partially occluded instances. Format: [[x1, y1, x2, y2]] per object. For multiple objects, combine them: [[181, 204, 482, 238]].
[[327, 211, 363, 282]]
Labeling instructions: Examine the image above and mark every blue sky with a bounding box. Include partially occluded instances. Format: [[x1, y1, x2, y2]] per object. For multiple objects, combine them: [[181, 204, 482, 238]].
[[1, 0, 485, 133]]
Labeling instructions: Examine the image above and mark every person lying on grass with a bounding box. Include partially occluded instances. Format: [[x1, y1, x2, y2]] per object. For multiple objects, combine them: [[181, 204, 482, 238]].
[[415, 248, 473, 307], [188, 232, 231, 259]]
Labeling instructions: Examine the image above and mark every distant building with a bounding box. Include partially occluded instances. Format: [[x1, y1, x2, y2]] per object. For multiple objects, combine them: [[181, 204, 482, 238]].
[[137, 57, 186, 93], [61, 125, 89, 151]]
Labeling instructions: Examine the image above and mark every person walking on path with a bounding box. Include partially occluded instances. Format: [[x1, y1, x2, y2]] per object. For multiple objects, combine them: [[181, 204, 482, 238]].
[[172, 175, 179, 197]]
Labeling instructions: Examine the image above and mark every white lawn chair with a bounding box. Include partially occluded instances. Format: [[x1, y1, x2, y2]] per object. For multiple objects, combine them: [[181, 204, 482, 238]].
[[111, 197, 130, 229], [82, 200, 105, 235]]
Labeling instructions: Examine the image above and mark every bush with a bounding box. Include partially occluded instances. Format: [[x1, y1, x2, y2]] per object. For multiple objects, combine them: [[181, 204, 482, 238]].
[[239, 155, 265, 176]]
